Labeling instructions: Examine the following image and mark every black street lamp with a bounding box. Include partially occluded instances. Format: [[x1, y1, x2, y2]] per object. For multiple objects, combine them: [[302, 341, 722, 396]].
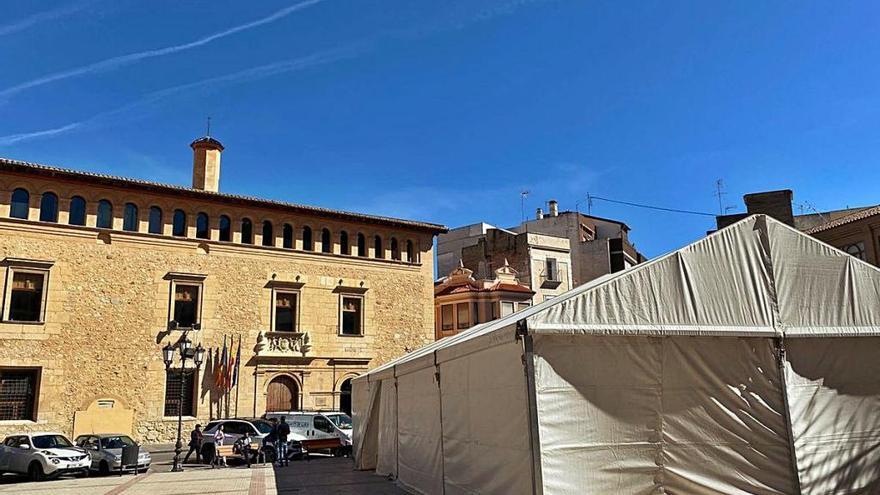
[[162, 334, 205, 473]]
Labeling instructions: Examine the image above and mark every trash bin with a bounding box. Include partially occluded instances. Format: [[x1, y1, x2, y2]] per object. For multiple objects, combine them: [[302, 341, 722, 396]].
[[120, 444, 140, 476]]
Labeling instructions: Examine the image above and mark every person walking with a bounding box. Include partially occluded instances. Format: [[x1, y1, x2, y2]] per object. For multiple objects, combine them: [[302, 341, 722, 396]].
[[212, 425, 227, 468], [277, 417, 291, 466], [183, 424, 203, 464]]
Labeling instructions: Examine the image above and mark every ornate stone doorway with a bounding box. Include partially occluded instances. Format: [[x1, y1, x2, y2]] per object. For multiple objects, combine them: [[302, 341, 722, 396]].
[[266, 375, 299, 412]]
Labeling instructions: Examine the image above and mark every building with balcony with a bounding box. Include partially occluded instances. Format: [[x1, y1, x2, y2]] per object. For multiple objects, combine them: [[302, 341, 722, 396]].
[[458, 227, 573, 304], [0, 136, 445, 443], [437, 200, 645, 295], [433, 260, 533, 340]]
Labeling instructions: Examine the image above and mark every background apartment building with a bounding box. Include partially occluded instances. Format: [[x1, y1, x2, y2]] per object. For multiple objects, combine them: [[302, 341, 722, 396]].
[[0, 137, 445, 443], [437, 200, 645, 302]]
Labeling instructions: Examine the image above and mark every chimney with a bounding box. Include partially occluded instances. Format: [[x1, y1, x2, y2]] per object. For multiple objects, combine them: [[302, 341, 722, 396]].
[[743, 190, 794, 226], [536, 208, 544, 220], [190, 136, 224, 192], [548, 200, 559, 217]]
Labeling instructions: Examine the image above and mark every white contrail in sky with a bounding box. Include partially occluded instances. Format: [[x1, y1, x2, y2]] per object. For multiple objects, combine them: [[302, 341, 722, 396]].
[[0, 46, 361, 146], [0, 0, 326, 99], [0, 1, 94, 37]]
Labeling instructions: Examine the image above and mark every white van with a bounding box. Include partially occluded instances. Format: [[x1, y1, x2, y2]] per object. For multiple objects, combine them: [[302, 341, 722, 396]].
[[264, 411, 352, 456]]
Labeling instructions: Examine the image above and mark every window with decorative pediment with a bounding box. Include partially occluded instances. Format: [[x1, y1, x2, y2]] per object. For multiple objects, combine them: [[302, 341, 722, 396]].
[[166, 273, 205, 330], [339, 295, 363, 336], [273, 291, 298, 332], [3, 259, 53, 324]]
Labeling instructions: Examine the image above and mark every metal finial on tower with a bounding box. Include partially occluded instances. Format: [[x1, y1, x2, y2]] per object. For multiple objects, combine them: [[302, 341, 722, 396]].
[[205, 116, 212, 137]]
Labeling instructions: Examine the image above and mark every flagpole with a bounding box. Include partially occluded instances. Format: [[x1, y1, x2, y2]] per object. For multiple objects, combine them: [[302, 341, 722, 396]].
[[235, 335, 241, 417]]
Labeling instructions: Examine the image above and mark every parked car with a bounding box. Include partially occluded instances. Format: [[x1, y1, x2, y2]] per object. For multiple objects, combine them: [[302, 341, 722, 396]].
[[201, 418, 302, 464], [0, 432, 91, 481], [74, 434, 151, 475], [265, 411, 352, 457]]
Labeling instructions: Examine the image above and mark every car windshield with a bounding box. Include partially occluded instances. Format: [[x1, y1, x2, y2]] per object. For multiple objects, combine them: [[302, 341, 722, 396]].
[[252, 421, 274, 434], [100, 436, 136, 449], [32, 435, 73, 449], [204, 421, 220, 432], [326, 414, 353, 429]]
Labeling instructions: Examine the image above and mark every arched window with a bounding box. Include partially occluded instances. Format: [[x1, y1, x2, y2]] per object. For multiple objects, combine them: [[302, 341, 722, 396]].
[[357, 233, 366, 257], [321, 228, 331, 253], [96, 200, 113, 229], [39, 192, 58, 223], [196, 212, 210, 239], [10, 188, 29, 219], [148, 206, 163, 234], [69, 196, 86, 226], [219, 215, 231, 241], [172, 209, 187, 237], [374, 235, 383, 259], [241, 218, 253, 244], [282, 223, 293, 249], [302, 226, 313, 251], [122, 203, 138, 231], [339, 231, 349, 255], [262, 220, 274, 247], [390, 237, 400, 260], [406, 240, 416, 263]]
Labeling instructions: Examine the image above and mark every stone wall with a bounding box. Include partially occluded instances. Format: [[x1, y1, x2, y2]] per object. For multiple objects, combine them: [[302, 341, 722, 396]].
[[0, 190, 436, 442]]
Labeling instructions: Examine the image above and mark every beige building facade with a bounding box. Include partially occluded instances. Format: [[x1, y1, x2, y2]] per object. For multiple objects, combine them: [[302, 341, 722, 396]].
[[433, 260, 533, 340], [0, 139, 444, 443]]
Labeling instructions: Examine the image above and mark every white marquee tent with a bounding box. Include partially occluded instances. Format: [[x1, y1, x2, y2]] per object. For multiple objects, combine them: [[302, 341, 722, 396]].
[[352, 215, 880, 494]]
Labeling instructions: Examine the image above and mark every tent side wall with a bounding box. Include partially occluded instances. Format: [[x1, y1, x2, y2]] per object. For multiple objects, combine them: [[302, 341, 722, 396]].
[[376, 377, 398, 477], [396, 366, 443, 495], [440, 338, 533, 495], [352, 378, 380, 471], [785, 337, 880, 494], [533, 334, 797, 494]]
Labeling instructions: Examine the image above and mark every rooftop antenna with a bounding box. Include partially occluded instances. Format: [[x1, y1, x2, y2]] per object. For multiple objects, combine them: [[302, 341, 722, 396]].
[[587, 192, 593, 215], [520, 190, 530, 225], [205, 116, 212, 137], [714, 179, 726, 214]]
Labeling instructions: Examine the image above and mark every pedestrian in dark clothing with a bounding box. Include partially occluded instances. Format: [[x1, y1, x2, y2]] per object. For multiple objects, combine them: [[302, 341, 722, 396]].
[[264, 419, 278, 464], [277, 417, 291, 466], [183, 424, 203, 463]]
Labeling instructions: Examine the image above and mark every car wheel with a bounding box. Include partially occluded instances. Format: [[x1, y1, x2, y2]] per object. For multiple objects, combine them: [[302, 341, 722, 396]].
[[99, 461, 110, 476], [28, 462, 44, 482]]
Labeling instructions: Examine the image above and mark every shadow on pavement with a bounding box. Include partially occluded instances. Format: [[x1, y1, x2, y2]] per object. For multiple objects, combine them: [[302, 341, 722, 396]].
[[272, 455, 405, 495]]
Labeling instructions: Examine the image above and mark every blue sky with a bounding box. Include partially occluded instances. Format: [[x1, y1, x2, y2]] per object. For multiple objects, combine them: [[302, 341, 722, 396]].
[[3, 1, 880, 258]]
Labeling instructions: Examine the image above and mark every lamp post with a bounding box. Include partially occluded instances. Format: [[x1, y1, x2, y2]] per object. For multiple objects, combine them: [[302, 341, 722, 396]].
[[162, 335, 205, 473]]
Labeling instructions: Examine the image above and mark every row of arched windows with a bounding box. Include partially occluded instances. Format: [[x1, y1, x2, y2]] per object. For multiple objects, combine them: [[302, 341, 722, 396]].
[[8, 188, 420, 262]]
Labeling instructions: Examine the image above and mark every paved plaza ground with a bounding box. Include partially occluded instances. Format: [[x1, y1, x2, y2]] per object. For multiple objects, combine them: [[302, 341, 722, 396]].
[[0, 456, 405, 495]]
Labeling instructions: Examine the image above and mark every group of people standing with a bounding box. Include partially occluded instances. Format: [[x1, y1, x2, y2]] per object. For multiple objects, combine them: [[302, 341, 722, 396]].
[[183, 417, 293, 468]]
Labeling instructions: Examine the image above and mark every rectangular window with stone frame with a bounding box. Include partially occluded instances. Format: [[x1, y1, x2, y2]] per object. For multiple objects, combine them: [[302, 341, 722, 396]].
[[0, 368, 40, 421], [273, 290, 299, 332], [3, 259, 53, 324], [163, 369, 195, 417], [339, 295, 363, 336], [441, 305, 454, 331], [166, 273, 206, 330]]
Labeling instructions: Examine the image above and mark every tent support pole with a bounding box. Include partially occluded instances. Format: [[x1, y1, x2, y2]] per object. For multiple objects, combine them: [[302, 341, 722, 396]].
[[775, 337, 802, 494], [434, 353, 447, 495], [518, 320, 544, 495]]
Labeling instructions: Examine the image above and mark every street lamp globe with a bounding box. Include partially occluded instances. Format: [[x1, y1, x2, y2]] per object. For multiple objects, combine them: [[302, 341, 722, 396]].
[[180, 337, 193, 355], [162, 343, 175, 368], [194, 343, 206, 367]]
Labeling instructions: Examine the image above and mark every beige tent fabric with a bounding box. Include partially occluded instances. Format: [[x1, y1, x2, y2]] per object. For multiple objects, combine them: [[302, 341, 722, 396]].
[[351, 215, 880, 494], [440, 340, 532, 495], [396, 367, 444, 495], [784, 337, 880, 494], [352, 378, 380, 470], [534, 335, 795, 494], [376, 377, 398, 477]]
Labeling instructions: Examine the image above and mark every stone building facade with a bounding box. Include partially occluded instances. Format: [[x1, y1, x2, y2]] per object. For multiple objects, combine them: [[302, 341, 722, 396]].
[[0, 138, 444, 443]]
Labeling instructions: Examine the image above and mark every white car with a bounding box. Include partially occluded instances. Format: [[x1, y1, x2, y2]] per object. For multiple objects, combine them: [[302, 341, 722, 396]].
[[0, 432, 91, 481], [265, 411, 353, 456]]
